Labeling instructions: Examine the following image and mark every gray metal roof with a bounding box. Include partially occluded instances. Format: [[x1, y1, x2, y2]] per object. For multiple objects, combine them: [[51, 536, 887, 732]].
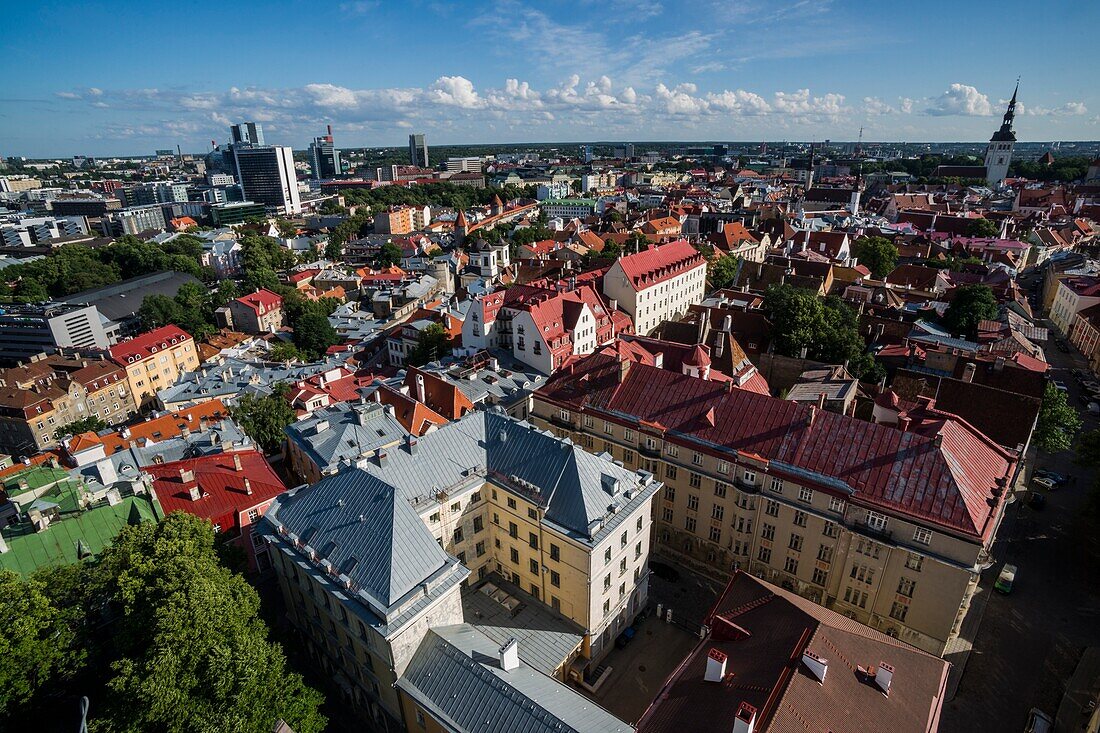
[[398, 625, 631, 733], [284, 401, 407, 474], [269, 468, 456, 610], [362, 410, 659, 545], [157, 355, 349, 408]]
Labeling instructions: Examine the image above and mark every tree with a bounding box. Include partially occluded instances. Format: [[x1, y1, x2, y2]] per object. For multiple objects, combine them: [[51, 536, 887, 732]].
[[966, 218, 1000, 238], [852, 236, 899, 279], [292, 312, 340, 359], [324, 237, 343, 262], [92, 513, 326, 733], [268, 342, 308, 362], [1034, 383, 1082, 453], [709, 255, 741, 290], [374, 242, 403, 268], [407, 323, 451, 367], [55, 415, 108, 437], [231, 387, 297, 453], [274, 219, 299, 238], [0, 571, 77, 716], [624, 232, 649, 254], [942, 284, 999, 338]]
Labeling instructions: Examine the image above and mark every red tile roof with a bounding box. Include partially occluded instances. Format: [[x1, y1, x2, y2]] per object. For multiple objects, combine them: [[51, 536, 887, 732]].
[[614, 239, 705, 291], [109, 325, 193, 365], [235, 288, 283, 315], [540, 353, 1015, 538]]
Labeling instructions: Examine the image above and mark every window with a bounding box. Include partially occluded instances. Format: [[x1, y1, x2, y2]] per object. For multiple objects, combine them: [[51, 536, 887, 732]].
[[457, 551, 467, 564], [509, 522, 518, 539], [784, 557, 799, 574], [662, 507, 674, 522], [829, 497, 846, 513], [528, 507, 538, 520], [711, 505, 724, 521], [823, 521, 839, 538], [765, 499, 779, 517], [510, 547, 519, 564], [665, 464, 678, 480], [619, 557, 627, 576], [743, 470, 756, 485], [550, 570, 560, 587], [714, 481, 728, 498], [473, 516, 484, 533], [429, 512, 440, 523], [530, 559, 539, 576], [889, 601, 909, 622], [416, 708, 426, 727], [620, 531, 628, 548], [559, 409, 570, 421], [685, 517, 697, 532], [604, 547, 612, 563], [603, 421, 613, 435], [793, 510, 807, 527], [770, 477, 783, 493], [757, 547, 771, 563], [788, 534, 803, 552], [850, 564, 875, 584], [450, 501, 461, 513], [905, 553, 923, 572], [844, 587, 868, 609], [689, 472, 701, 488], [687, 494, 699, 511], [913, 527, 933, 545], [507, 497, 517, 510], [603, 600, 611, 616], [635, 541, 642, 559], [761, 523, 775, 541], [623, 429, 635, 442], [453, 527, 464, 543], [529, 532, 539, 549], [866, 511, 888, 532], [812, 568, 828, 586], [247, 508, 260, 523], [475, 541, 486, 557], [664, 485, 676, 502], [583, 415, 594, 428], [551, 595, 561, 611], [550, 543, 560, 561], [897, 577, 916, 598], [604, 574, 611, 591], [666, 444, 679, 457], [817, 544, 833, 563], [709, 526, 722, 543], [798, 487, 813, 503], [717, 459, 730, 475], [692, 452, 703, 466], [637, 516, 643, 532]]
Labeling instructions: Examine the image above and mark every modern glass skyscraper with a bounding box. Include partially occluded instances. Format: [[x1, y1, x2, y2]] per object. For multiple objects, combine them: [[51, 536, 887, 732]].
[[233, 145, 301, 215], [309, 126, 341, 180], [408, 133, 428, 167], [230, 122, 265, 147]]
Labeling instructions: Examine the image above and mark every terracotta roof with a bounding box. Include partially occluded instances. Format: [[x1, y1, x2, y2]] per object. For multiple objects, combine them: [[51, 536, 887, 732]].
[[540, 354, 1015, 538], [109, 325, 193, 365], [68, 400, 231, 456], [614, 240, 705, 292], [637, 571, 950, 733], [234, 288, 283, 315], [373, 385, 450, 436], [403, 366, 475, 420]]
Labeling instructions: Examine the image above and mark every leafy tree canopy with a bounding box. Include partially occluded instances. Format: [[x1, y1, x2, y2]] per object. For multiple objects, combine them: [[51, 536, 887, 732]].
[[965, 218, 1000, 238], [708, 255, 742, 290], [942, 284, 999, 339], [851, 236, 899, 279], [407, 323, 451, 367], [231, 386, 297, 453], [1034, 383, 1082, 453]]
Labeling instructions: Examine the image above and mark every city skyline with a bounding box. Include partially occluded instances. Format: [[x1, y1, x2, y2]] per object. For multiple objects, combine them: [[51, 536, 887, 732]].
[[1, 0, 1096, 156]]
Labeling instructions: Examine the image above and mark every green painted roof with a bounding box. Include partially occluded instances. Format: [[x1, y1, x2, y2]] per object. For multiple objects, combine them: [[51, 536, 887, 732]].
[[2, 465, 71, 495], [0, 495, 163, 575]]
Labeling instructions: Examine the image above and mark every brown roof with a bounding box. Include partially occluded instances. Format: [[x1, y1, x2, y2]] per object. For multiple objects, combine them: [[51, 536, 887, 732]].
[[638, 572, 949, 733]]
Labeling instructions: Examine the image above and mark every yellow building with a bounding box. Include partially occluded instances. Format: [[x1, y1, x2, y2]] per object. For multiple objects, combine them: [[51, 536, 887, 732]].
[[109, 325, 199, 409]]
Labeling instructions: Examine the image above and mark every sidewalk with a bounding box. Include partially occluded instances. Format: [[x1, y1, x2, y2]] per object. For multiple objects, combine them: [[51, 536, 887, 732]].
[[942, 579, 995, 700], [1055, 646, 1100, 732]]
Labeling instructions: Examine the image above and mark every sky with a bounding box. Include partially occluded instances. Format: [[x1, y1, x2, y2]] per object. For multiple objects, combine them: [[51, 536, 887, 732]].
[[1, 0, 1096, 157]]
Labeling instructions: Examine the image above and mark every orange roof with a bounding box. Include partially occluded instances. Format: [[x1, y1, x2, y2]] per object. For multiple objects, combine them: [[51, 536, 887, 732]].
[[374, 385, 449, 436], [68, 400, 232, 456], [404, 366, 475, 420]]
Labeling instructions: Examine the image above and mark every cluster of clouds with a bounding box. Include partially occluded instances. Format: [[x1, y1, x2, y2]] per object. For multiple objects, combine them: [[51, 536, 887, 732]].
[[54, 77, 1089, 146]]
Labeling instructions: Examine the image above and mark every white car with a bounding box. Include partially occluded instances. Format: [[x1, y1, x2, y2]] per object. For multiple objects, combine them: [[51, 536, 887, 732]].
[[1032, 477, 1056, 491]]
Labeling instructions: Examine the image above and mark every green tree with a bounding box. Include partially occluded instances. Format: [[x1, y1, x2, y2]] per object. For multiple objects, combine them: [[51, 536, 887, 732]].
[[374, 242, 403, 268], [407, 323, 451, 367], [92, 513, 326, 733], [138, 294, 185, 330], [942, 284, 999, 338], [292, 311, 340, 359], [623, 231, 649, 254], [0, 571, 78, 716], [966, 218, 1000, 238], [709, 255, 741, 290], [274, 219, 299, 238], [55, 415, 108, 437], [851, 236, 899, 279], [231, 387, 297, 453], [268, 342, 308, 362], [1034, 383, 1082, 453]]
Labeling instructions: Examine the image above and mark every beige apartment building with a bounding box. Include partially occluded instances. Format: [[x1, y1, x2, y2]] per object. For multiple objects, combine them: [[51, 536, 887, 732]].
[[602, 239, 707, 335], [532, 347, 1018, 656], [261, 411, 655, 732], [109, 325, 199, 409]]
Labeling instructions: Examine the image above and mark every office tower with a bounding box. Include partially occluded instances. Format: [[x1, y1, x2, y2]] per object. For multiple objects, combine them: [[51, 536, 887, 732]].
[[308, 125, 341, 180], [408, 133, 428, 167], [234, 145, 301, 215], [583, 144, 593, 163], [230, 122, 265, 147]]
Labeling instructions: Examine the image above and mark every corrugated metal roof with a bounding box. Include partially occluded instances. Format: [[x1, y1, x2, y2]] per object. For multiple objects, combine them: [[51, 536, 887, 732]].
[[399, 625, 630, 733]]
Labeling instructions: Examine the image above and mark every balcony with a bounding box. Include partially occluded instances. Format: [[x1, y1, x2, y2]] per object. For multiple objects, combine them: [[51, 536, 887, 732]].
[[548, 413, 575, 430], [639, 443, 662, 458], [854, 520, 893, 542], [732, 477, 760, 494]]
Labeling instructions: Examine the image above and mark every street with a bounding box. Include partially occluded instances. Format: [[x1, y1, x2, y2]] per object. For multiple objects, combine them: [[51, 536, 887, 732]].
[[942, 332, 1100, 731]]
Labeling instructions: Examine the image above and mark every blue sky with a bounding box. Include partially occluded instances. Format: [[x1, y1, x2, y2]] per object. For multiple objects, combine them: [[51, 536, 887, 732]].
[[1, 0, 1095, 156]]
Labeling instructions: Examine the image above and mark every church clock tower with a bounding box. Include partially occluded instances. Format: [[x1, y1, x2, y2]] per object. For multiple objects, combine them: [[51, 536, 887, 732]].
[[985, 81, 1018, 186]]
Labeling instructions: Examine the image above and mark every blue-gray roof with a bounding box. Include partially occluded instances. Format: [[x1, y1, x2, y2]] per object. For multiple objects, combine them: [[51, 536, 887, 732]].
[[284, 401, 407, 474], [398, 625, 630, 733], [268, 469, 456, 610]]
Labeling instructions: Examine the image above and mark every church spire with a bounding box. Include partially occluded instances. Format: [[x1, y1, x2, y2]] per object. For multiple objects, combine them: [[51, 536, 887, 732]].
[[991, 80, 1018, 143]]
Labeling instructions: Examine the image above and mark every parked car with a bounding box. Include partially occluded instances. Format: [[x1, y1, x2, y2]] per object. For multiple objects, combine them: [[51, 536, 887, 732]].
[[614, 626, 636, 649], [995, 564, 1017, 594], [1032, 477, 1056, 491], [1027, 492, 1046, 509], [1024, 707, 1053, 733], [1034, 469, 1068, 485]]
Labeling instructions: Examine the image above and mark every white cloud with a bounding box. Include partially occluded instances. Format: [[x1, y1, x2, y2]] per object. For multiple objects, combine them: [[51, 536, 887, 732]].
[[862, 96, 895, 115], [428, 76, 483, 109], [303, 83, 360, 109], [1022, 100, 1088, 117], [925, 83, 993, 116]]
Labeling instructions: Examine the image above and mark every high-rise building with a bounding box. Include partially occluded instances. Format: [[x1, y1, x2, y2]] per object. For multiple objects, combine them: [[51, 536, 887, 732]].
[[984, 82, 1018, 186], [408, 133, 428, 167], [230, 122, 265, 147], [233, 145, 301, 215], [308, 126, 341, 180]]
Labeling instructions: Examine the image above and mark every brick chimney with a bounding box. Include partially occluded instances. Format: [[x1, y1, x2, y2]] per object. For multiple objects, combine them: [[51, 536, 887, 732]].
[[233, 453, 242, 472]]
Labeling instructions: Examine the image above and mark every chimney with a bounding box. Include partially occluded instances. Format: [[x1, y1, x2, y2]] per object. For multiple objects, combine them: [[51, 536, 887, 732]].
[[619, 358, 631, 384], [874, 662, 894, 696], [817, 392, 827, 410], [499, 638, 520, 672], [416, 374, 426, 404], [732, 702, 757, 733], [722, 314, 732, 333], [704, 648, 728, 682], [233, 453, 243, 472], [962, 362, 976, 383], [179, 468, 195, 483], [244, 478, 253, 495], [376, 450, 389, 467], [994, 356, 1005, 372], [802, 649, 828, 684], [405, 434, 418, 455], [188, 485, 202, 501], [897, 415, 911, 432]]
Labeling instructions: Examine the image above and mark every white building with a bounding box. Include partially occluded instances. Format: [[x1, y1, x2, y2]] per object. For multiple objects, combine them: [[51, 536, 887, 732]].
[[602, 240, 707, 335], [1051, 276, 1100, 337], [540, 199, 597, 219], [445, 156, 483, 173]]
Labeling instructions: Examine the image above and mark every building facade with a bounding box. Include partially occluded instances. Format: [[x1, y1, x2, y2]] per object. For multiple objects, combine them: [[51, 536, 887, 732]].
[[109, 325, 199, 409], [408, 134, 428, 167], [0, 303, 116, 364], [602, 240, 707, 335], [984, 83, 1018, 186], [234, 145, 301, 215]]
